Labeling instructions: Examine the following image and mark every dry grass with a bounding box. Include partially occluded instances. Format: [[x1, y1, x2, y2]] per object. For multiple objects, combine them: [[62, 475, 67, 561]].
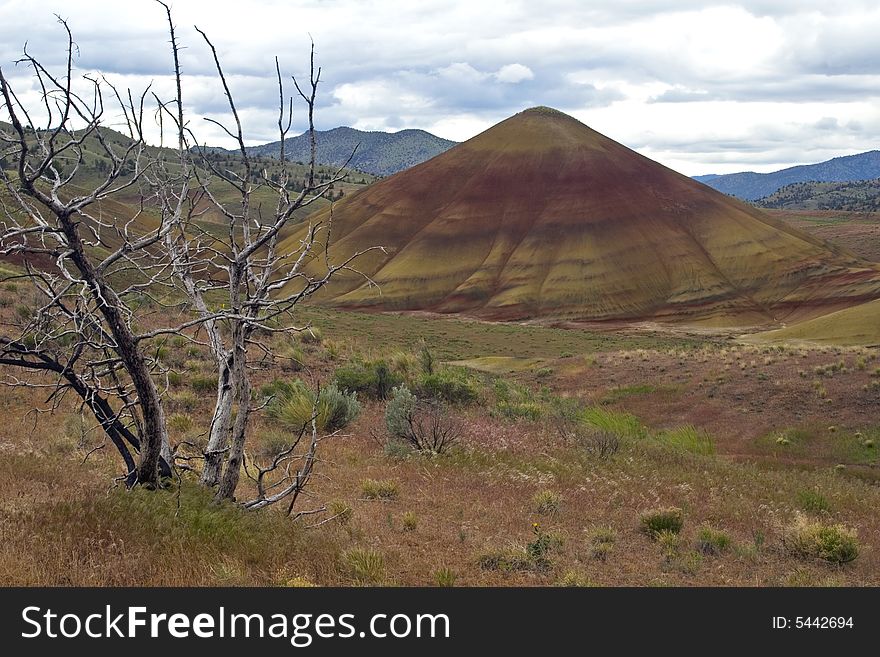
[[1, 306, 879, 586]]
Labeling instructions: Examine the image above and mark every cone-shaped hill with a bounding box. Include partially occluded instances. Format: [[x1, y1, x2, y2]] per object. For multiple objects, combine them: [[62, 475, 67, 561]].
[[280, 107, 880, 325]]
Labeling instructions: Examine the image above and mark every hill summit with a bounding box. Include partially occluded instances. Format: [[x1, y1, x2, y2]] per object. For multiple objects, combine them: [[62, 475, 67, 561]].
[[282, 107, 880, 325]]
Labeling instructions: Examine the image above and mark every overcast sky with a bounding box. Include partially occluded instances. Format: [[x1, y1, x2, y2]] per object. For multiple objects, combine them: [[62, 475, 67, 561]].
[[1, 0, 879, 175]]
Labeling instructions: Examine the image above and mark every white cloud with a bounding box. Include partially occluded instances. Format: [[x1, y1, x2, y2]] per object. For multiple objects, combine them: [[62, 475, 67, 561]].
[[1, 1, 880, 174], [495, 63, 534, 84]]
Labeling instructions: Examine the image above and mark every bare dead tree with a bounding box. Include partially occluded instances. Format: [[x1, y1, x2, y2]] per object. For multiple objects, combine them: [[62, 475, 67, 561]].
[[0, 6, 379, 509], [151, 6, 382, 504], [0, 18, 177, 487]]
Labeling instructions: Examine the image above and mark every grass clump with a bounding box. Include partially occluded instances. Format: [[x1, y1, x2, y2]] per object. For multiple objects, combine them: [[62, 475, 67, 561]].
[[582, 406, 647, 440], [344, 548, 385, 584], [797, 488, 831, 513], [361, 479, 399, 500], [327, 500, 353, 526], [696, 525, 731, 555], [533, 489, 561, 516], [783, 517, 859, 564], [167, 413, 194, 434], [299, 327, 323, 344], [493, 379, 543, 421], [557, 571, 596, 587], [476, 549, 533, 573], [433, 567, 456, 587], [657, 425, 715, 456], [190, 376, 214, 392], [266, 380, 360, 433], [588, 526, 616, 561], [401, 511, 418, 532], [640, 507, 684, 539]]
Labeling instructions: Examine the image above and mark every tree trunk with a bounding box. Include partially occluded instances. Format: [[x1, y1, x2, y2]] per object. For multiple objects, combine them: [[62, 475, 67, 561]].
[[59, 214, 167, 487], [215, 324, 250, 501], [201, 354, 235, 487]]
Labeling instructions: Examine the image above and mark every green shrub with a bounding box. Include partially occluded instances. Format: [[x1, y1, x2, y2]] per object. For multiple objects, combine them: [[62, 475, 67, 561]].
[[167, 371, 184, 387], [783, 517, 859, 564], [797, 489, 831, 513], [334, 361, 403, 400], [640, 507, 684, 539], [696, 525, 731, 555], [658, 425, 715, 455], [361, 478, 399, 500], [257, 430, 292, 457], [267, 380, 360, 433], [417, 368, 478, 405], [344, 548, 385, 584], [533, 489, 561, 516]]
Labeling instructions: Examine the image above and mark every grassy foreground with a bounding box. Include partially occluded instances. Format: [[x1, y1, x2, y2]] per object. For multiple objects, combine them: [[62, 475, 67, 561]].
[[1, 296, 878, 586]]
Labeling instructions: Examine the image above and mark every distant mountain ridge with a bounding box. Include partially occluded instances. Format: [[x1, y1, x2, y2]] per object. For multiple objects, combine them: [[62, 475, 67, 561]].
[[756, 178, 880, 211], [697, 151, 880, 201], [241, 126, 457, 176]]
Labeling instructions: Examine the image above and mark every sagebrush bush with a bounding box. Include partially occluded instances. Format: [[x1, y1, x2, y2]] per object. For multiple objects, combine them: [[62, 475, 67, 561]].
[[783, 516, 859, 564], [640, 507, 684, 538], [385, 386, 461, 454]]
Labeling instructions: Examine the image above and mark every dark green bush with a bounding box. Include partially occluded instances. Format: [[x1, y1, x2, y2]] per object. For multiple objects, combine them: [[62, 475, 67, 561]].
[[334, 360, 403, 400], [640, 507, 684, 539]]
